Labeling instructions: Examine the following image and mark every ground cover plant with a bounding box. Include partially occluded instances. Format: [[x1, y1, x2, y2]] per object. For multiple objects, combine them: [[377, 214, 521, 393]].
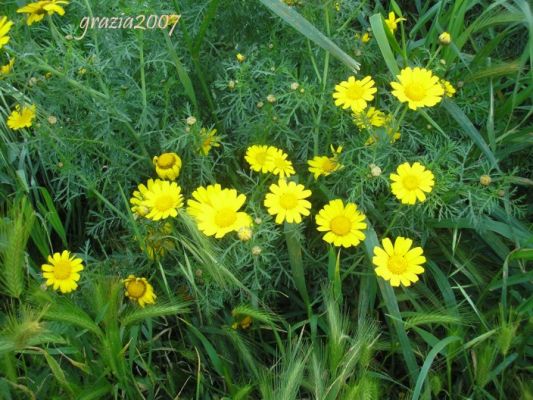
[[0, 0, 532, 398]]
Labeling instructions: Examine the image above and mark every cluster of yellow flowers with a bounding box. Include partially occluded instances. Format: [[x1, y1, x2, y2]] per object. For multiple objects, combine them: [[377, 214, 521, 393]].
[[41, 250, 156, 307], [1, 1, 70, 129]]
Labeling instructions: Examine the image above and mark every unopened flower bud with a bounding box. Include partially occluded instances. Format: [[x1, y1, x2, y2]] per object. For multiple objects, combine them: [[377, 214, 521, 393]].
[[186, 116, 197, 125], [439, 32, 451, 45], [237, 227, 253, 241], [370, 164, 382, 177], [256, 101, 264, 109], [290, 82, 299, 90], [48, 116, 57, 125], [251, 246, 262, 256], [267, 94, 276, 103], [480, 175, 492, 186]]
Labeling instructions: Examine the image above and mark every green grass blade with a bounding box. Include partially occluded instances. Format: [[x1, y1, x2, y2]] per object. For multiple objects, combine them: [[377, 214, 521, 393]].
[[369, 14, 400, 76], [259, 0, 360, 72]]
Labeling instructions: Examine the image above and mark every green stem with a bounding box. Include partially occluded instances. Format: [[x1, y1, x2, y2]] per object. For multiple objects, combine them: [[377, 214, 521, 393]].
[[284, 222, 310, 313]]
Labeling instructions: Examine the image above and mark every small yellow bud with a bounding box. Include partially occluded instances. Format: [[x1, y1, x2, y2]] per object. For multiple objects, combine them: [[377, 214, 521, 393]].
[[256, 101, 264, 109], [47, 116, 57, 125], [266, 94, 276, 103], [290, 82, 300, 90], [186, 116, 197, 125], [228, 80, 236, 89], [370, 164, 382, 177], [236, 53, 246, 62], [237, 227, 253, 242], [480, 175, 492, 186], [252, 246, 262, 256], [254, 217, 262, 224], [439, 32, 451, 45]]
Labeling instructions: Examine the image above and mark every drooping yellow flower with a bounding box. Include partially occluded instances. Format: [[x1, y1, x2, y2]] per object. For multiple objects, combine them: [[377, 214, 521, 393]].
[[440, 79, 456, 97], [130, 179, 157, 218], [0, 17, 14, 49], [390, 67, 445, 110], [153, 152, 182, 180], [245, 145, 276, 173], [265, 148, 295, 179], [439, 32, 451, 45], [384, 11, 406, 34], [353, 107, 386, 129], [123, 275, 156, 307], [7, 104, 37, 130], [373, 237, 426, 287], [390, 162, 435, 205], [264, 180, 312, 224], [187, 184, 252, 238], [315, 199, 367, 248], [199, 128, 221, 155], [307, 145, 343, 179], [141, 179, 184, 221], [362, 32, 371, 43], [41, 250, 84, 293], [231, 309, 252, 329], [0, 58, 15, 76], [17, 0, 69, 26], [333, 76, 377, 113]]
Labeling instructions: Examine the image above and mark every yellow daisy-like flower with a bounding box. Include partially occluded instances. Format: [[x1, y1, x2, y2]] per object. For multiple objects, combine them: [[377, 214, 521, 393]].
[[333, 76, 377, 113], [0, 17, 14, 49], [199, 128, 221, 155], [353, 106, 386, 129], [315, 199, 367, 248], [41, 250, 84, 293], [372, 237, 426, 287], [7, 104, 37, 130], [264, 179, 312, 224], [17, 0, 69, 25], [187, 184, 252, 238], [123, 275, 156, 307], [440, 79, 456, 97], [130, 179, 157, 218], [390, 162, 435, 205], [307, 145, 343, 179], [141, 179, 184, 221], [245, 145, 276, 173], [265, 148, 295, 179], [384, 11, 406, 34], [390, 67, 445, 110], [0, 58, 15, 76], [153, 152, 182, 180]]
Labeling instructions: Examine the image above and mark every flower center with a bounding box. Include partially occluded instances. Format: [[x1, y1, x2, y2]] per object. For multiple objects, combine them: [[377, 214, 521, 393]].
[[255, 151, 268, 165], [214, 208, 237, 228], [321, 158, 337, 173], [402, 175, 419, 190], [53, 260, 72, 280], [347, 84, 364, 100], [330, 216, 351, 236], [157, 153, 175, 169], [127, 280, 146, 298], [155, 194, 175, 211], [388, 255, 408, 274], [279, 193, 298, 209], [404, 83, 426, 101]]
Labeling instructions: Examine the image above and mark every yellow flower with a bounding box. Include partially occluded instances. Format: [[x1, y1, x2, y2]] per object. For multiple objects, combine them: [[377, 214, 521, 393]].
[[372, 237, 426, 287], [41, 250, 84, 293], [265, 148, 295, 179], [439, 32, 451, 45], [199, 128, 221, 155], [307, 145, 343, 179], [390, 67, 445, 110], [264, 179, 312, 224], [315, 199, 367, 248], [384, 11, 406, 34], [0, 58, 15, 76], [0, 17, 14, 49], [440, 79, 456, 97], [187, 184, 252, 238], [141, 179, 184, 221], [7, 104, 37, 130], [130, 179, 157, 218], [236, 53, 246, 62], [333, 76, 377, 113], [124, 275, 156, 307], [390, 162, 435, 205], [353, 107, 386, 129], [361, 32, 371, 43], [231, 310, 252, 329], [245, 145, 276, 173], [17, 0, 69, 25], [153, 152, 182, 180]]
